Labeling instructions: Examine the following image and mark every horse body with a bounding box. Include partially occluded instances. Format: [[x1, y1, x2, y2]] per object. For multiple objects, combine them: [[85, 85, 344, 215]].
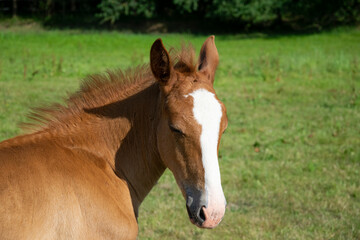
[[0, 118, 139, 239], [0, 36, 227, 239], [0, 79, 162, 239]]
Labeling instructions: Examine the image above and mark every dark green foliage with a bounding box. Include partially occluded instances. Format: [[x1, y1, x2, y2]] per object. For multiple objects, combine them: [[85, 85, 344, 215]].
[[97, 0, 156, 23], [207, 0, 360, 28], [1, 0, 359, 29], [280, 0, 360, 29], [209, 0, 282, 23], [95, 0, 360, 28], [173, 0, 199, 13]]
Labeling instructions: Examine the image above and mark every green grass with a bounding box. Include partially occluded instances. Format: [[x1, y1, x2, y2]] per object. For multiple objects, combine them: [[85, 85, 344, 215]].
[[0, 26, 359, 239]]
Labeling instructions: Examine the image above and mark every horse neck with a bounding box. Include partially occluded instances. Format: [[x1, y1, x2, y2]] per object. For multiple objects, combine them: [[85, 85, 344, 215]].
[[111, 84, 166, 217], [56, 82, 166, 217]]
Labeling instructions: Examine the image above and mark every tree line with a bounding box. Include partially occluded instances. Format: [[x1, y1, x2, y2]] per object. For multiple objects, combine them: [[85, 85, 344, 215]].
[[1, 0, 359, 30]]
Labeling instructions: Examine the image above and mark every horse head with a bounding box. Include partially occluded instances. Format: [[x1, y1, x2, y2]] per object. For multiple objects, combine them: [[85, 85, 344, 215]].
[[150, 36, 228, 229]]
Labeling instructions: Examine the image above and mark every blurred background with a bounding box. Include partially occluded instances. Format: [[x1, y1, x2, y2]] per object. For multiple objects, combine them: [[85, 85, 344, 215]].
[[0, 1, 359, 239], [0, 0, 359, 32]]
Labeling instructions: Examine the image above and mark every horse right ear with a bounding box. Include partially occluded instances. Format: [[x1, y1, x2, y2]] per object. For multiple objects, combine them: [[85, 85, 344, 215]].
[[150, 39, 171, 86], [198, 35, 219, 84]]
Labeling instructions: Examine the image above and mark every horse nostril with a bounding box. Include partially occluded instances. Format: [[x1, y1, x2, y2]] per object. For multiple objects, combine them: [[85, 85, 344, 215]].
[[186, 204, 207, 225], [198, 206, 206, 223]]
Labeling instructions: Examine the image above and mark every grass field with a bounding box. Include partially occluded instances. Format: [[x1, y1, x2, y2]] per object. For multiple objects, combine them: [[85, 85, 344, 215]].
[[0, 25, 359, 239]]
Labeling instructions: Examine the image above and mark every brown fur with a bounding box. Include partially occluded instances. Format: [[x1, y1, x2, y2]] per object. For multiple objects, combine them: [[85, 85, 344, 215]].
[[0, 37, 227, 239]]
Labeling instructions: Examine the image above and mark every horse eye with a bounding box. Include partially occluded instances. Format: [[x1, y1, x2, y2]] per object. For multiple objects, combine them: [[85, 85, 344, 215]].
[[169, 124, 184, 135]]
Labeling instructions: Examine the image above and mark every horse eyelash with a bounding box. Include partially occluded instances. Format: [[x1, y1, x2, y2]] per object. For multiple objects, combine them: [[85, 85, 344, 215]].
[[169, 124, 184, 136]]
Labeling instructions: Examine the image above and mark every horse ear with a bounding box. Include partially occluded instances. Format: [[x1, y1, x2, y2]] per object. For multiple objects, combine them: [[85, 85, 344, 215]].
[[150, 38, 171, 85], [198, 35, 219, 84]]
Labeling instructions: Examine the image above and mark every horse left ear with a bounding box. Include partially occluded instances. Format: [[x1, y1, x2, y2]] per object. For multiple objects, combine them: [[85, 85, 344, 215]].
[[150, 38, 171, 86], [198, 35, 219, 84]]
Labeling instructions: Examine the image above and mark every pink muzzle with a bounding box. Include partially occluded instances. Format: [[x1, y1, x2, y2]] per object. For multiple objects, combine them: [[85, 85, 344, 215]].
[[186, 189, 226, 229]]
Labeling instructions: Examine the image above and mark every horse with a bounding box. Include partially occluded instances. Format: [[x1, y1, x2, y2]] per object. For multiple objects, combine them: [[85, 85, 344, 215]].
[[0, 36, 228, 239]]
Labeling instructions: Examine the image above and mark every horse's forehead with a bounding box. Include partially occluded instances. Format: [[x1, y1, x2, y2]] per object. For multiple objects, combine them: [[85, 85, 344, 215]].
[[176, 74, 216, 94], [167, 84, 217, 112], [187, 89, 222, 119], [167, 92, 224, 140]]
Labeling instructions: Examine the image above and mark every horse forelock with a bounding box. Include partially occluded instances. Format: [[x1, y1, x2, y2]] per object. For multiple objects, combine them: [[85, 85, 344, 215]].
[[170, 43, 197, 74]]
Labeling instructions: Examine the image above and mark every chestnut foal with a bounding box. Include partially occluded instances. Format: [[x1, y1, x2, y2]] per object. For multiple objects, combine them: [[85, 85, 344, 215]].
[[0, 36, 228, 239]]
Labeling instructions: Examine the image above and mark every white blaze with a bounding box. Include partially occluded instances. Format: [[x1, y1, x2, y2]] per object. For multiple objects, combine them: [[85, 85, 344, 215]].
[[188, 89, 226, 209]]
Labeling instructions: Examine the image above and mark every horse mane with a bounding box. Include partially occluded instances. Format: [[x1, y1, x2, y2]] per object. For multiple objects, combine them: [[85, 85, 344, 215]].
[[21, 43, 197, 132]]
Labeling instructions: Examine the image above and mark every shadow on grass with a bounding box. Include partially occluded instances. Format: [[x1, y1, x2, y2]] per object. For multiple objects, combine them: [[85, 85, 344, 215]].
[[1, 14, 356, 39]]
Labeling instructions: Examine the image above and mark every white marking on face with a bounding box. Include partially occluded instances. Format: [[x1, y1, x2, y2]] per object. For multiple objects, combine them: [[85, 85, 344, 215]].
[[188, 89, 226, 208]]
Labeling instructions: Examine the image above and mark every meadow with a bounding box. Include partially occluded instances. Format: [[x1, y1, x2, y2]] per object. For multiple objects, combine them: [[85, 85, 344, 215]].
[[0, 26, 359, 239]]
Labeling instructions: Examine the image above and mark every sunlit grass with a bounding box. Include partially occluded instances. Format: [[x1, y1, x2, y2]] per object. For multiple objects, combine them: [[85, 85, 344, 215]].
[[0, 26, 359, 239]]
